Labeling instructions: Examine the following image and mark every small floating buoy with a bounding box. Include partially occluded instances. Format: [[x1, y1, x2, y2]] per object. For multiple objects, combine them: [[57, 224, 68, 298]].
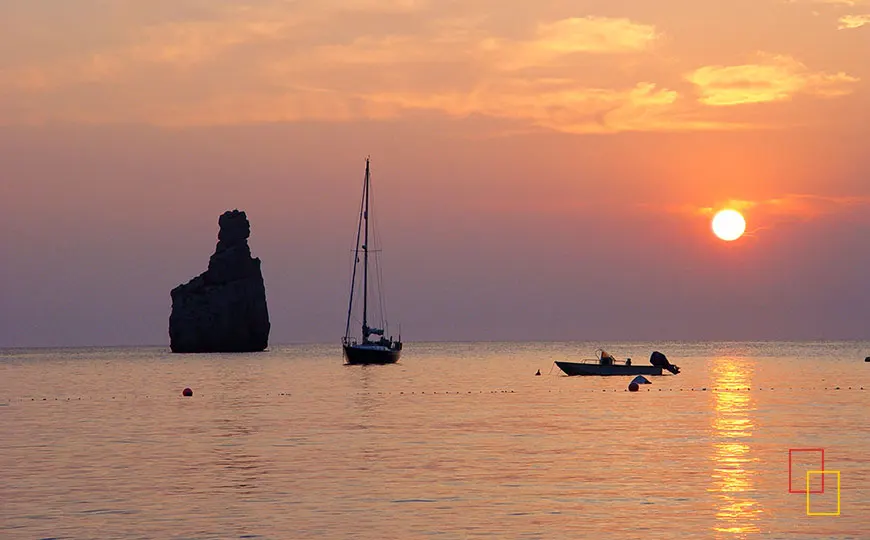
[[535, 369, 541, 376], [628, 382, 639, 392], [182, 388, 193, 397], [865, 356, 869, 362]]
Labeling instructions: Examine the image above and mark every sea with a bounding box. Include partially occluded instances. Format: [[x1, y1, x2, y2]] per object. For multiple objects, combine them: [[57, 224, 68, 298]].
[[1, 341, 868, 539]]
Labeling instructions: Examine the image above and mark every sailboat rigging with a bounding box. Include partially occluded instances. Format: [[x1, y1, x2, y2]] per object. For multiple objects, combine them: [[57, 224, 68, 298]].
[[342, 157, 402, 365]]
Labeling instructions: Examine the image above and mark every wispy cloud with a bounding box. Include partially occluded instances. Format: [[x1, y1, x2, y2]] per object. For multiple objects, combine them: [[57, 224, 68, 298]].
[[0, 1, 864, 132], [481, 17, 659, 70], [694, 194, 870, 220], [364, 81, 687, 134], [0, 5, 687, 132], [784, 0, 870, 6], [0, 3, 309, 91], [838, 13, 870, 27], [686, 54, 859, 106]]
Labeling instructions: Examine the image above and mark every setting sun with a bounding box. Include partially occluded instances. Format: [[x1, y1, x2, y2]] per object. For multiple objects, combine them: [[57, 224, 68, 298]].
[[712, 209, 746, 241]]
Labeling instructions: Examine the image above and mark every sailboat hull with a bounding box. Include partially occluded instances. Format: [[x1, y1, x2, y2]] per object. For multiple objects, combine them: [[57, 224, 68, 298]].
[[343, 345, 401, 365]]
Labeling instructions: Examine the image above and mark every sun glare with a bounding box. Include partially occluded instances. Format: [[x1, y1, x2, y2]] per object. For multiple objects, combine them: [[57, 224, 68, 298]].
[[712, 209, 746, 242]]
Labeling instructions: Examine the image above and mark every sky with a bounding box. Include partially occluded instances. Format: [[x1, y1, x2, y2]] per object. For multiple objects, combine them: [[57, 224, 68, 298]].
[[1, 0, 869, 347]]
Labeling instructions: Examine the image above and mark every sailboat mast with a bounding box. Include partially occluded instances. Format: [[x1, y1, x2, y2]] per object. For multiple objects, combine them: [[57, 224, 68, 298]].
[[362, 157, 370, 339], [344, 160, 366, 341]]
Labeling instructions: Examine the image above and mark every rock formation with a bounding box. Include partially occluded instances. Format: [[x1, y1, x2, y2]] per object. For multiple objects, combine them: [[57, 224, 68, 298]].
[[169, 210, 270, 353]]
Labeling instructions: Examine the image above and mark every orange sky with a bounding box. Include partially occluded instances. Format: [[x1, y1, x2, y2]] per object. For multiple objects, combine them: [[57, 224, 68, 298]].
[[1, 0, 869, 345], [1, 0, 868, 130]]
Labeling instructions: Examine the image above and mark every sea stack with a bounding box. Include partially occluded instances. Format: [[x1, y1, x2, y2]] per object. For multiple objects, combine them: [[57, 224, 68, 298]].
[[169, 210, 270, 353]]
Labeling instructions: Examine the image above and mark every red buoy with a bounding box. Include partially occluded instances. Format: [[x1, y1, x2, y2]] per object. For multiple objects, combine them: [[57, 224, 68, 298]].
[[182, 387, 193, 397], [628, 382, 639, 392]]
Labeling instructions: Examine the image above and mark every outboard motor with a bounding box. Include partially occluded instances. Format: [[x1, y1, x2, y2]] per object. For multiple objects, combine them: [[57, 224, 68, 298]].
[[650, 351, 680, 374]]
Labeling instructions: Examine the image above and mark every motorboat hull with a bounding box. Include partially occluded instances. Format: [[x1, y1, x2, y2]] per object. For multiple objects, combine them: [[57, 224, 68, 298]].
[[555, 361, 664, 376], [343, 345, 401, 365]]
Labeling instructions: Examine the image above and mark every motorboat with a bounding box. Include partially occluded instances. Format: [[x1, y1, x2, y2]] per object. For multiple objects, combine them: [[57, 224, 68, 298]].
[[555, 349, 680, 376]]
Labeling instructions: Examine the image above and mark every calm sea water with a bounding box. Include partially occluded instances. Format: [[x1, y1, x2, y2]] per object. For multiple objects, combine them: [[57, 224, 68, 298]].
[[1, 341, 869, 539]]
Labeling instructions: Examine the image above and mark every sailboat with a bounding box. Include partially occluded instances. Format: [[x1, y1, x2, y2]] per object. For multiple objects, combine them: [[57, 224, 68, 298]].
[[342, 157, 403, 365]]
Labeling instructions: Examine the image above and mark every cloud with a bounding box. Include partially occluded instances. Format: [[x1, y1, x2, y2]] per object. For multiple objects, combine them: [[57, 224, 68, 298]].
[[0, 4, 308, 91], [694, 195, 870, 221], [328, 0, 428, 12], [363, 81, 688, 134], [482, 17, 659, 70], [838, 14, 870, 27], [533, 17, 659, 53], [785, 0, 870, 6], [783, 0, 870, 28], [0, 2, 860, 133], [0, 5, 691, 133], [686, 54, 859, 106]]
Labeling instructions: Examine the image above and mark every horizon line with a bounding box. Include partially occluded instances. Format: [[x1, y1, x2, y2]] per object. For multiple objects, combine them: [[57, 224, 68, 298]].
[[2, 337, 869, 352]]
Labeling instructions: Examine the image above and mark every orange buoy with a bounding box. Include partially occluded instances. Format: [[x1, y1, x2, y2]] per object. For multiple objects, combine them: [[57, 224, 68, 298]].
[[182, 388, 193, 397]]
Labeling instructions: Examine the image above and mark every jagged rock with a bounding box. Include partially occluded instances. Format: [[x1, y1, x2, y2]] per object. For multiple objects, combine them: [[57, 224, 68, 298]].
[[169, 210, 270, 353]]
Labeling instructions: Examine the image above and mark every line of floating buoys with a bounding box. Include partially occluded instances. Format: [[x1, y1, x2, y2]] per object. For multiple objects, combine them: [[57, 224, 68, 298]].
[[3, 385, 865, 404]]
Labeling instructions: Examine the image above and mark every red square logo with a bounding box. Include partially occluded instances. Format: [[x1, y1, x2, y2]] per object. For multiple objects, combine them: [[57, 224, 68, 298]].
[[789, 448, 825, 494]]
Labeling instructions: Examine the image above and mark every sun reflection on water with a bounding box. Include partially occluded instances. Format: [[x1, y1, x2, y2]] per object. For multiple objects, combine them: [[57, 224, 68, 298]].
[[710, 357, 764, 537]]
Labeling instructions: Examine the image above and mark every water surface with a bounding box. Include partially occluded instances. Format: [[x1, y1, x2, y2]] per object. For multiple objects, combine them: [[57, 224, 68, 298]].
[[2, 341, 868, 539]]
